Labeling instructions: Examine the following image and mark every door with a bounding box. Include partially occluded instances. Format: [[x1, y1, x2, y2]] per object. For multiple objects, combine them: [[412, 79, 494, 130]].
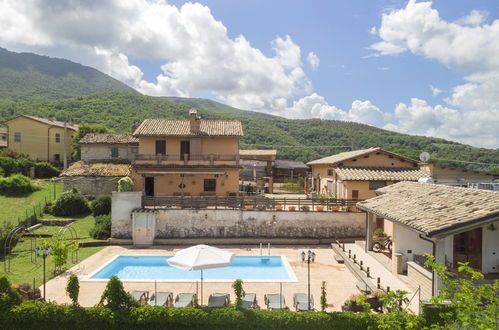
[[145, 177, 154, 196], [133, 213, 155, 245], [180, 140, 190, 160], [453, 227, 482, 270]]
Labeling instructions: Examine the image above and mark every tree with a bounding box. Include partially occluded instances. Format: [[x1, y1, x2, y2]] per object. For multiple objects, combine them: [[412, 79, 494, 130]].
[[71, 123, 113, 160], [424, 254, 499, 329], [0, 275, 22, 311], [99, 276, 139, 312], [320, 281, 327, 312], [66, 274, 80, 305], [232, 279, 245, 309]]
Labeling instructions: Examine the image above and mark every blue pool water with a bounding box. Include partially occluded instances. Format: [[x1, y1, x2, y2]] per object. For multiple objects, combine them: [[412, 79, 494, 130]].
[[90, 256, 292, 280]]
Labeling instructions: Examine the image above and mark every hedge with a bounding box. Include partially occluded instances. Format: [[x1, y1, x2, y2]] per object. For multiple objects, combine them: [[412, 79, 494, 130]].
[[0, 302, 386, 330], [52, 188, 91, 216], [89, 214, 111, 240], [34, 162, 61, 178], [90, 195, 111, 216], [0, 174, 38, 195]]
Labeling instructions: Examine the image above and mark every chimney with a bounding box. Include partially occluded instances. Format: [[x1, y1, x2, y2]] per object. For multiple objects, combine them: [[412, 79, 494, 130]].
[[69, 118, 75, 126], [48, 116, 56, 122], [189, 108, 200, 132], [131, 123, 138, 134]]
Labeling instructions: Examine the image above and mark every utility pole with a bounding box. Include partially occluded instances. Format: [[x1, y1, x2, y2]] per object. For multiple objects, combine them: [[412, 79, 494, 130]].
[[63, 121, 68, 170]]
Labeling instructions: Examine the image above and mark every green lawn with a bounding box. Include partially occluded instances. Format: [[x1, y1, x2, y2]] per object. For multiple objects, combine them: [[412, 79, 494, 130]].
[[37, 214, 96, 242], [0, 179, 62, 226]]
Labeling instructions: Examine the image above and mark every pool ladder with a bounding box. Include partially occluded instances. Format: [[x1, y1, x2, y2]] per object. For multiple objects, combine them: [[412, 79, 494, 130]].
[[259, 243, 271, 256]]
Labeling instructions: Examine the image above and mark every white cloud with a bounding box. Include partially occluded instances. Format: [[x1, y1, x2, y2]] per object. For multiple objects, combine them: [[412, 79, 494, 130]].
[[456, 10, 488, 26], [430, 85, 442, 96], [0, 0, 312, 114], [306, 52, 320, 70], [369, 0, 499, 147]]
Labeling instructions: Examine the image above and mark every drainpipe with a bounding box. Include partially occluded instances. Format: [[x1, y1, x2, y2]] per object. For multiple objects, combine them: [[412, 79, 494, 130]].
[[419, 234, 436, 297], [365, 212, 369, 253], [47, 125, 54, 162]]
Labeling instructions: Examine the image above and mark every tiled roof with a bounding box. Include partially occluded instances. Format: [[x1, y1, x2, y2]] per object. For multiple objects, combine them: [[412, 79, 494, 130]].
[[79, 133, 138, 144], [133, 119, 243, 137], [60, 161, 130, 177], [6, 115, 78, 130], [239, 149, 277, 156], [307, 147, 418, 165], [335, 166, 429, 181], [356, 181, 499, 236]]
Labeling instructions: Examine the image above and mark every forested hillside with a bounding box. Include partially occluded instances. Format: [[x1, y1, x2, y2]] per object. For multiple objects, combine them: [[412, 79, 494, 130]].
[[0, 47, 135, 102], [1, 91, 497, 173]]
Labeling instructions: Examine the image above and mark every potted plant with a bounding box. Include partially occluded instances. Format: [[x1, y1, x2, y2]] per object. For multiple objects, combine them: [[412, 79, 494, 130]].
[[301, 205, 310, 212], [316, 206, 324, 212], [367, 290, 385, 313], [341, 294, 367, 312], [331, 206, 340, 212], [373, 229, 387, 242], [275, 205, 283, 211], [244, 205, 253, 211], [288, 205, 296, 211]]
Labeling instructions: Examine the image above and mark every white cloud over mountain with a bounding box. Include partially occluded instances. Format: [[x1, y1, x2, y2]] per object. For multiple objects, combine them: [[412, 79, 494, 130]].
[[369, 0, 499, 148], [0, 0, 497, 147]]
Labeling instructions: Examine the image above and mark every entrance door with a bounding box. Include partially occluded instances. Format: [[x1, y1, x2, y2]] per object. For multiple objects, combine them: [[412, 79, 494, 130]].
[[133, 213, 155, 245], [453, 227, 482, 270], [180, 140, 190, 160], [145, 177, 154, 196]]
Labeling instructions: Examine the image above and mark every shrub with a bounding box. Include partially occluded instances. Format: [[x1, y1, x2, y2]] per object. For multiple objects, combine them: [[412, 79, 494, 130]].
[[118, 176, 133, 192], [0, 174, 39, 195], [320, 281, 327, 312], [99, 276, 139, 312], [91, 195, 111, 216], [0, 222, 15, 254], [90, 214, 111, 240], [231, 279, 245, 309], [0, 275, 22, 311], [52, 188, 91, 216], [0, 167, 3, 177], [35, 162, 61, 178], [66, 274, 80, 305], [0, 156, 20, 176]]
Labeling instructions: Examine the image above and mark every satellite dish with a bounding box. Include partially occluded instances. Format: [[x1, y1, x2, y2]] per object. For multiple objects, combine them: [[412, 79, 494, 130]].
[[419, 152, 430, 163]]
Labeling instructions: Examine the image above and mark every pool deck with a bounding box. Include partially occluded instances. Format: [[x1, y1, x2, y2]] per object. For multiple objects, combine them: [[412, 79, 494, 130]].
[[43, 245, 360, 311]]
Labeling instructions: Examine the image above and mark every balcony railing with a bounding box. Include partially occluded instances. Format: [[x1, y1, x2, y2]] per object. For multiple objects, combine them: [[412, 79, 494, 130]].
[[142, 196, 362, 211], [135, 154, 238, 162]]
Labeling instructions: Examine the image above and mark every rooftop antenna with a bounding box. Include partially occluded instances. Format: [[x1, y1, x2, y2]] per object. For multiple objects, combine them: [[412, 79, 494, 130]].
[[419, 151, 430, 163]]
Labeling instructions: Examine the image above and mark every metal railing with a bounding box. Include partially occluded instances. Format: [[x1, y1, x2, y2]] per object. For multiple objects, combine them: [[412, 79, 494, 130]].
[[142, 195, 362, 211], [135, 154, 239, 161]]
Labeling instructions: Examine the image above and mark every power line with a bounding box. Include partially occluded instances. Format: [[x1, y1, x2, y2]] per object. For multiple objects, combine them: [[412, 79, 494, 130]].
[[240, 143, 352, 149]]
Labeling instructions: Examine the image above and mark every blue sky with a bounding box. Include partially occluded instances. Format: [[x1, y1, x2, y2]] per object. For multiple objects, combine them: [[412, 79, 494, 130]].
[[0, 0, 498, 148]]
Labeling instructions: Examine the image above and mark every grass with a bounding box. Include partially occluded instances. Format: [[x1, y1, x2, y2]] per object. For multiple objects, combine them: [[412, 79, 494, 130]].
[[1, 211, 107, 285], [0, 179, 62, 225]]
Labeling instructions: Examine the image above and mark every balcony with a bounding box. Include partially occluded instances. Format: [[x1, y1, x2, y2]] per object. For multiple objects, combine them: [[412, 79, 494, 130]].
[[134, 153, 239, 166]]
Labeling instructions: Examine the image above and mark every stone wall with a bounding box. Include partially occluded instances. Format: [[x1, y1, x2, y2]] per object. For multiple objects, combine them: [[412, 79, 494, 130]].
[[81, 144, 136, 162], [62, 176, 121, 196]]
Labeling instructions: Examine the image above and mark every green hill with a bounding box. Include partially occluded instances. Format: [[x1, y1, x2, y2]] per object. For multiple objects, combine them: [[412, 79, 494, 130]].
[[0, 91, 497, 173], [162, 96, 279, 119], [0, 47, 136, 102]]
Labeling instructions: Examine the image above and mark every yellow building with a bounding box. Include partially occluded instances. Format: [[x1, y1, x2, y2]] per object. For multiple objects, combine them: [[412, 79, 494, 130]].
[[307, 147, 428, 200], [131, 109, 243, 197], [4, 115, 77, 163], [0, 127, 7, 149]]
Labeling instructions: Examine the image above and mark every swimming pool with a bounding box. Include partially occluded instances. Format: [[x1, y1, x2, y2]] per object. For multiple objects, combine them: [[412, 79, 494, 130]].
[[87, 255, 297, 282]]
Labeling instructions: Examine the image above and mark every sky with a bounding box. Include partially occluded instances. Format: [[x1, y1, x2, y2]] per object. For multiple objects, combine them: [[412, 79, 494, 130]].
[[0, 0, 498, 148]]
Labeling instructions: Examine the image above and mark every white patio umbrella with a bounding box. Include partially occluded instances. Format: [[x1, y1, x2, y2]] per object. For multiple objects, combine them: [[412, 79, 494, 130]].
[[167, 244, 235, 305]]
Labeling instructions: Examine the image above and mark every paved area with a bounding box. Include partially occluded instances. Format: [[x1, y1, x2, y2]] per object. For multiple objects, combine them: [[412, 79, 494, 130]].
[[43, 245, 361, 311]]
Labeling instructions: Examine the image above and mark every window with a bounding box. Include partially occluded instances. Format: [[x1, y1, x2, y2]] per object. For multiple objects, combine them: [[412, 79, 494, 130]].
[[375, 217, 384, 230], [14, 132, 21, 142], [351, 190, 359, 199], [180, 140, 190, 160], [204, 179, 216, 192], [55, 133, 61, 143], [327, 169, 334, 176], [111, 147, 119, 158], [155, 140, 166, 155], [369, 181, 386, 190], [54, 154, 60, 162]]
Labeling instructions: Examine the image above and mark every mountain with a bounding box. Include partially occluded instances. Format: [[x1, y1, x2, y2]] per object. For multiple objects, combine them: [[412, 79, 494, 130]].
[[0, 48, 497, 173], [0, 47, 136, 102], [162, 96, 279, 119], [0, 91, 497, 173]]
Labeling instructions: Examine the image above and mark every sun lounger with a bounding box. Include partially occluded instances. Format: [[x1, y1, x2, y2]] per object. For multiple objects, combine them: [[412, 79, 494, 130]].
[[148, 292, 173, 307], [264, 294, 288, 310], [241, 293, 257, 308], [293, 293, 314, 311], [173, 293, 196, 308], [208, 293, 230, 307], [129, 291, 149, 305]]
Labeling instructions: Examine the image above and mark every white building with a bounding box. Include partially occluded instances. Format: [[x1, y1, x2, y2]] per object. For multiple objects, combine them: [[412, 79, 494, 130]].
[[357, 181, 499, 300]]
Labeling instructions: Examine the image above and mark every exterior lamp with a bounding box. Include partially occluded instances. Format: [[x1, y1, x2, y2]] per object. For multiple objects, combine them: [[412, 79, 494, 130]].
[[302, 249, 316, 310], [36, 245, 51, 301]]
